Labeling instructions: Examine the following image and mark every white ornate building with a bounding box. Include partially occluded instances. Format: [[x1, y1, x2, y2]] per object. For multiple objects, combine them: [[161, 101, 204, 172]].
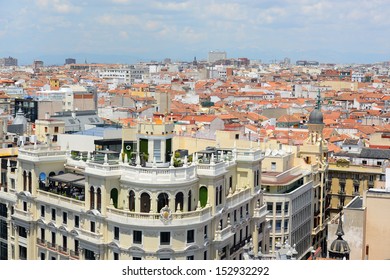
[[0, 118, 269, 260]]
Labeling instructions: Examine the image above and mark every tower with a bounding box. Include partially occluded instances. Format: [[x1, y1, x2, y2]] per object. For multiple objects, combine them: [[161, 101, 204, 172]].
[[299, 89, 329, 256]]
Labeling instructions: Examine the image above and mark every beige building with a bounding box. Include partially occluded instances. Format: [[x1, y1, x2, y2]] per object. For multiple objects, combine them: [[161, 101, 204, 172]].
[[0, 118, 269, 260], [363, 187, 390, 259], [34, 119, 65, 143], [327, 168, 390, 260]]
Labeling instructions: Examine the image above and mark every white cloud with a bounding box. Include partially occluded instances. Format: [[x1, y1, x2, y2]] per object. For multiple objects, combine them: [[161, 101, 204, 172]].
[[36, 0, 81, 14]]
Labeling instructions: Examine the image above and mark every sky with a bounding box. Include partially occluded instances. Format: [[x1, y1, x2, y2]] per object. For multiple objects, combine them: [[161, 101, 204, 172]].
[[1, 0, 390, 65]]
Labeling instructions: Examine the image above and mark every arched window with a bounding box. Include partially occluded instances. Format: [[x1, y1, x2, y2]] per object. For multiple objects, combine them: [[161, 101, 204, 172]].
[[49, 172, 55, 177], [129, 190, 135, 212], [28, 172, 32, 193], [140, 193, 151, 213], [39, 172, 46, 190], [90, 186, 95, 209], [23, 171, 27, 191], [175, 192, 184, 211], [97, 188, 102, 212], [157, 193, 169, 212], [110, 188, 118, 208], [199, 186, 208, 208], [188, 190, 192, 211]]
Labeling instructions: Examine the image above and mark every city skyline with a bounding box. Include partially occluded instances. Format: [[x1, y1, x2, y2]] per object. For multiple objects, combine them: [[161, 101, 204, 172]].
[[1, 0, 390, 65]]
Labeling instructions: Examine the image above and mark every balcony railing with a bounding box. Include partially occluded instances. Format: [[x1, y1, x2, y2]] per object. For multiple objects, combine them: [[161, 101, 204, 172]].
[[70, 249, 80, 259], [37, 238, 46, 247], [58, 246, 69, 255], [47, 242, 57, 251]]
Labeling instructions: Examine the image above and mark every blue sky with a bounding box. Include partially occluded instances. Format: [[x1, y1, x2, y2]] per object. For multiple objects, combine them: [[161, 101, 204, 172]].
[[1, 0, 390, 65]]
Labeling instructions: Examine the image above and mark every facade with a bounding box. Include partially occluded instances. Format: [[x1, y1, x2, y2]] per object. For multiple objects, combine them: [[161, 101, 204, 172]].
[[99, 65, 149, 85], [34, 119, 65, 143], [363, 187, 390, 260], [0, 118, 269, 260], [328, 147, 389, 218], [262, 150, 314, 259]]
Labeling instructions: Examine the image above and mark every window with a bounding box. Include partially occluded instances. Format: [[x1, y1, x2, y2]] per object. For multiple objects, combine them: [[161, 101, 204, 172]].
[[186, 255, 194, 260], [23, 202, 27, 212], [133, 257, 141, 260], [204, 225, 208, 239], [160, 232, 170, 245], [63, 235, 67, 250], [187, 229, 195, 243], [75, 215, 79, 228], [19, 246, 27, 260], [276, 203, 282, 214], [40, 252, 45, 260], [54, 126, 59, 133], [40, 228, 45, 241], [362, 160, 367, 165], [271, 162, 276, 171], [204, 251, 208, 260], [0, 220, 7, 239], [91, 221, 95, 233], [114, 252, 119, 260], [75, 240, 79, 253], [51, 232, 56, 245], [84, 249, 95, 260], [19, 226, 27, 238], [0, 203, 7, 217], [63, 212, 67, 224], [40, 205, 45, 218], [267, 202, 273, 212], [114, 227, 120, 240], [51, 209, 56, 221], [133, 230, 142, 244]]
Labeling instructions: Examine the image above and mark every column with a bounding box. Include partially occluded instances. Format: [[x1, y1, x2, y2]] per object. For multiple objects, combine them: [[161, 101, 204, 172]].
[[14, 225, 19, 260], [253, 225, 259, 256]]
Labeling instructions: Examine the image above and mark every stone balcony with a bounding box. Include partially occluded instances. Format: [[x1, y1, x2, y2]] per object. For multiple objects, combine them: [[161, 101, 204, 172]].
[[106, 205, 212, 227], [120, 163, 198, 185]]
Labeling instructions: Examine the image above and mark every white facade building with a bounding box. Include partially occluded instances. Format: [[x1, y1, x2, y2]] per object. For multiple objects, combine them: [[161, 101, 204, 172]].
[[0, 119, 269, 260]]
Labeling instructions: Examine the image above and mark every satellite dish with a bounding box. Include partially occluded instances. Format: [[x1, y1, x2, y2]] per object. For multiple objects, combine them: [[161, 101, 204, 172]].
[[271, 150, 278, 156], [265, 149, 271, 156], [126, 145, 131, 151]]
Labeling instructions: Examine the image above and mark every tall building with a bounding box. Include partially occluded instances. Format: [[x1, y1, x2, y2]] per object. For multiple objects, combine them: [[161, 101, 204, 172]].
[[298, 95, 329, 255], [262, 148, 314, 259], [208, 51, 227, 64], [33, 60, 44, 70], [0, 57, 18, 67], [0, 118, 269, 260], [65, 58, 76, 65]]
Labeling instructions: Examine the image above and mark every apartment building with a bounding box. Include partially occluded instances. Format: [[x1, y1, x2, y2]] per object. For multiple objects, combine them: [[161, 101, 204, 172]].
[[262, 150, 314, 259], [0, 118, 268, 260], [328, 146, 389, 218]]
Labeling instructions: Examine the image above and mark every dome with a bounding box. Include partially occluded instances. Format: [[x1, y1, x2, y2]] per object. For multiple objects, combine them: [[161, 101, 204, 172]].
[[329, 236, 350, 256], [328, 212, 350, 259], [308, 109, 323, 124]]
